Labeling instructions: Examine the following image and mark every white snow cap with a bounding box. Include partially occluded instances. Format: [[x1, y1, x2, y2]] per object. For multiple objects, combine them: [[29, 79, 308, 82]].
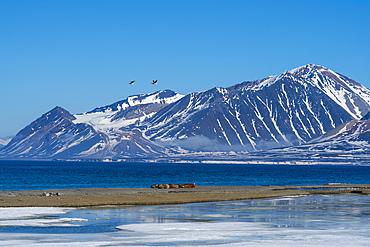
[[250, 64, 370, 119]]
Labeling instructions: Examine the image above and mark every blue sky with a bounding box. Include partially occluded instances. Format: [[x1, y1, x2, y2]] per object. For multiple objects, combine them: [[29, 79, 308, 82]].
[[1, 0, 369, 139]]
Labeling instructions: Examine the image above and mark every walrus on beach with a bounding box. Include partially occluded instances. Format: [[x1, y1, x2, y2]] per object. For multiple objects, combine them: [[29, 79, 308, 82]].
[[183, 183, 197, 188], [163, 184, 170, 189], [150, 183, 197, 189]]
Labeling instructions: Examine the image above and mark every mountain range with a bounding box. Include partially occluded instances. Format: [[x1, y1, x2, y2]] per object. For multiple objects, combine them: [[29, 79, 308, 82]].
[[1, 64, 370, 162]]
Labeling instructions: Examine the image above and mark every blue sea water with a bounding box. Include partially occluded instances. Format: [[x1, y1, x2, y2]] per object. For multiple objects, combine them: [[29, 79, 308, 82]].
[[0, 160, 369, 191], [0, 160, 369, 246]]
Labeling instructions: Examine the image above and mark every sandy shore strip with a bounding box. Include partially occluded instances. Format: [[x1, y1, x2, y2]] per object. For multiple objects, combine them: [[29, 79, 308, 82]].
[[0, 184, 369, 207]]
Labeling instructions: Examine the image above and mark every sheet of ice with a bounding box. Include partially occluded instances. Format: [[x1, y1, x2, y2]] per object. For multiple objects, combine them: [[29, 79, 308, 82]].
[[0, 221, 368, 246], [0, 218, 87, 227], [0, 207, 73, 220], [0, 207, 87, 227], [115, 221, 370, 247], [0, 195, 369, 246]]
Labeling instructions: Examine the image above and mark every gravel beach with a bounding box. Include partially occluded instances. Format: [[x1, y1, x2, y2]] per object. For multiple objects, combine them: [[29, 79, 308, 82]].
[[0, 184, 369, 207]]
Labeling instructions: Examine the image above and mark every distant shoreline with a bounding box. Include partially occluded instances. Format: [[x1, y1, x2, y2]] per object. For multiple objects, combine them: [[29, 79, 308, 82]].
[[0, 158, 367, 166], [0, 184, 369, 207]]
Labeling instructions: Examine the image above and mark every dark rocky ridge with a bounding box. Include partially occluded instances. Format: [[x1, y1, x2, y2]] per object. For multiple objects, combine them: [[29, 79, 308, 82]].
[[138, 65, 359, 151]]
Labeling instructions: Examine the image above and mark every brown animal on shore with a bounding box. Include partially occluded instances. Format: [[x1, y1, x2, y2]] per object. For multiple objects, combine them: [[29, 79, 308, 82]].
[[163, 184, 170, 189], [150, 183, 197, 189], [183, 183, 197, 188]]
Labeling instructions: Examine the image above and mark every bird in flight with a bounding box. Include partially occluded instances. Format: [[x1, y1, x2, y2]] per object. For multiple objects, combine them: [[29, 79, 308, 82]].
[[129, 80, 135, 85], [152, 80, 157, 85]]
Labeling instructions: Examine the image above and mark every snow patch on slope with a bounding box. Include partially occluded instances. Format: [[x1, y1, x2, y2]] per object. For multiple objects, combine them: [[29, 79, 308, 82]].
[[73, 111, 157, 132], [0, 138, 11, 146], [73, 90, 184, 133]]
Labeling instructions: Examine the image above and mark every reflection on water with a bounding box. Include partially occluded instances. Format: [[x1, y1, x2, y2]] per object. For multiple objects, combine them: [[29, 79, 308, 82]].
[[3, 194, 369, 234], [0, 195, 369, 246], [114, 194, 370, 230]]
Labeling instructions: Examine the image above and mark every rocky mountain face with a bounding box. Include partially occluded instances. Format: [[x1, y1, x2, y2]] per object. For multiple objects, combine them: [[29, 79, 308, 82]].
[[301, 112, 370, 152], [1, 64, 370, 160], [0, 91, 182, 159], [1, 107, 106, 159], [270, 98, 370, 157], [288, 64, 370, 119], [137, 64, 369, 151], [249, 117, 370, 166]]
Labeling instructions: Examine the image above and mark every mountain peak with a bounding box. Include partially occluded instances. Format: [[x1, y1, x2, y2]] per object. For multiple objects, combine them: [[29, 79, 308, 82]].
[[42, 106, 75, 122], [245, 64, 370, 119], [287, 64, 337, 80], [289, 63, 326, 73], [86, 89, 183, 114]]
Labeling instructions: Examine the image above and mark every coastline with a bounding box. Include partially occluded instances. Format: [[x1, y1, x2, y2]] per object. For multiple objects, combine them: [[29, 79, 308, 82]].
[[1, 184, 369, 207]]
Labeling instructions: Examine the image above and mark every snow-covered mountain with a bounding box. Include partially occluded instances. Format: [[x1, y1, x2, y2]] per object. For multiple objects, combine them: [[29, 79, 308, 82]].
[[0, 91, 182, 159], [1, 64, 370, 160], [138, 64, 369, 151], [0, 106, 106, 158]]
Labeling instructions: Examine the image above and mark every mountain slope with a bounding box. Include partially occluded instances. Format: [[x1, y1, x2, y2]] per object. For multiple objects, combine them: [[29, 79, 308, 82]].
[[138, 64, 365, 151], [305, 112, 370, 150], [0, 106, 106, 158], [0, 90, 182, 159], [73, 90, 183, 133], [288, 64, 370, 119], [244, 117, 370, 166]]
